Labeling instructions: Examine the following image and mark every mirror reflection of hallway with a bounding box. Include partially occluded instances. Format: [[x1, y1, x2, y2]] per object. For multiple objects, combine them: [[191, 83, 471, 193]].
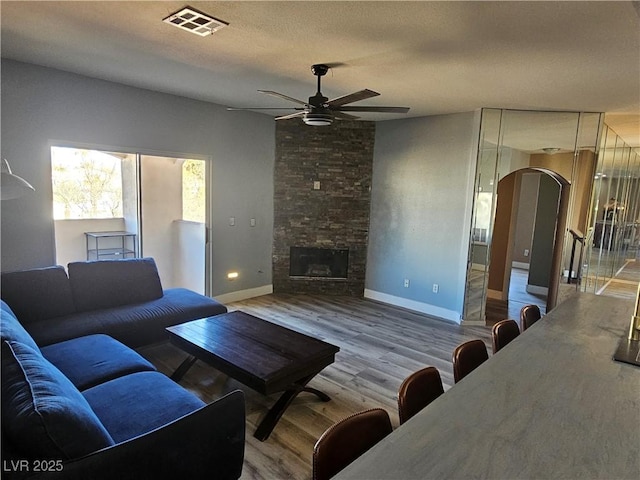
[[582, 123, 640, 298], [463, 109, 602, 326], [485, 269, 547, 325], [485, 171, 561, 325]]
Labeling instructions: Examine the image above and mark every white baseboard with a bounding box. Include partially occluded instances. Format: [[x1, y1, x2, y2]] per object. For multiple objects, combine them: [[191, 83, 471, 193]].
[[364, 289, 461, 324], [461, 319, 486, 326], [526, 284, 548, 295], [214, 284, 273, 304], [512, 262, 530, 270]]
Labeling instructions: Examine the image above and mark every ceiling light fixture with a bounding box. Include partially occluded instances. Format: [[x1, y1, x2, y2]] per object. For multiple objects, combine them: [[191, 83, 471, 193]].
[[303, 112, 333, 126], [542, 147, 561, 155], [163, 6, 228, 37], [1, 159, 35, 200]]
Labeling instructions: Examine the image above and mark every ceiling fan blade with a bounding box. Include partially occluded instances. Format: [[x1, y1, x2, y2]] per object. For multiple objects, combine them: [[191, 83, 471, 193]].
[[275, 111, 306, 121], [333, 111, 360, 120], [335, 106, 410, 113], [258, 90, 307, 106], [227, 107, 301, 111], [327, 89, 379, 107]]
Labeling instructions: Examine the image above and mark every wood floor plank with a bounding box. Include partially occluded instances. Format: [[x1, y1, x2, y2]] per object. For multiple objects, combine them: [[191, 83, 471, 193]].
[[138, 294, 493, 480]]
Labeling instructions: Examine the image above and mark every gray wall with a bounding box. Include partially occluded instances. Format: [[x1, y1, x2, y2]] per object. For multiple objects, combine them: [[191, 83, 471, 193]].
[[0, 60, 274, 297], [512, 173, 540, 265], [528, 175, 561, 288], [366, 113, 479, 322]]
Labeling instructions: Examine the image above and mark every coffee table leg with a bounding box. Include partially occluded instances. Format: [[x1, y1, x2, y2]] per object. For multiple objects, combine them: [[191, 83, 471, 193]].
[[302, 386, 331, 402], [170, 355, 197, 382], [254, 373, 331, 441]]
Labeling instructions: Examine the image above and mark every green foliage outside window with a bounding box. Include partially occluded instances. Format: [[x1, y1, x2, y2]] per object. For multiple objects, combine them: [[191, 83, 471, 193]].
[[52, 148, 205, 223], [51, 147, 123, 220], [182, 159, 206, 223]]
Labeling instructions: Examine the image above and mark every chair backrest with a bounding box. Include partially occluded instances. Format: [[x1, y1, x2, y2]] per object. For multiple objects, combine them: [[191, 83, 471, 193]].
[[398, 366, 444, 425], [520, 304, 541, 331], [452, 339, 488, 383], [491, 319, 520, 354], [312, 408, 392, 480]]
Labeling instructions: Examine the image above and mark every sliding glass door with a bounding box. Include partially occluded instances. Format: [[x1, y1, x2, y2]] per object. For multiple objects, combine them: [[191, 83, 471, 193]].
[[52, 146, 210, 295], [139, 155, 208, 294]]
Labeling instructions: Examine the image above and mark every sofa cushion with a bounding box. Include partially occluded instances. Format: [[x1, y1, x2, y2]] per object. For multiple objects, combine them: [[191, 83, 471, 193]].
[[1, 301, 40, 351], [41, 334, 157, 390], [67, 258, 164, 313], [1, 340, 114, 460], [0, 266, 76, 324], [25, 288, 227, 348], [82, 371, 205, 443]]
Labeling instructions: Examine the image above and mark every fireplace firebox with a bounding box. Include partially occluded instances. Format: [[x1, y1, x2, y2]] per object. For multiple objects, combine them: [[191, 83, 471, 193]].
[[289, 247, 349, 279]]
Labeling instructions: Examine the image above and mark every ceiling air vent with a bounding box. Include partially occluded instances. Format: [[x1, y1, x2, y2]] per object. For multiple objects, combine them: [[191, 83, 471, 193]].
[[163, 6, 228, 37]]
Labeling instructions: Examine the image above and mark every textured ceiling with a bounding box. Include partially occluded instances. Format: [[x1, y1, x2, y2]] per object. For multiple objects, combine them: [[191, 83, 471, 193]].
[[2, 1, 639, 146]]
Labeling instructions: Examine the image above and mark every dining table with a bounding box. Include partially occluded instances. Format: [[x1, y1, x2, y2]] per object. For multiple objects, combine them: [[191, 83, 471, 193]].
[[335, 293, 639, 479]]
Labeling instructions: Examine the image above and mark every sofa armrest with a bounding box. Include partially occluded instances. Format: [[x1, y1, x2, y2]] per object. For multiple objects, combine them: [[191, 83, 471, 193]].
[[29, 390, 245, 480]]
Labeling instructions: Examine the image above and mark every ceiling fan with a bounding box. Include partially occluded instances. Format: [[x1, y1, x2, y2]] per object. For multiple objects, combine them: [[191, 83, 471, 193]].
[[227, 64, 410, 126]]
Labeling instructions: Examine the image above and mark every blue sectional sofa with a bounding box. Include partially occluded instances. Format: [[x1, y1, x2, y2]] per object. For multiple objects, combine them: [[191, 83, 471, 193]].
[[0, 258, 245, 479], [1, 302, 245, 479], [0, 257, 228, 347]]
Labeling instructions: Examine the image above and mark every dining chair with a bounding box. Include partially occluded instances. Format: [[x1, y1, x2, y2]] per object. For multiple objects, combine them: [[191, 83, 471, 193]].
[[397, 366, 444, 425], [312, 408, 392, 480], [520, 304, 541, 331], [452, 339, 488, 383], [491, 319, 520, 354]]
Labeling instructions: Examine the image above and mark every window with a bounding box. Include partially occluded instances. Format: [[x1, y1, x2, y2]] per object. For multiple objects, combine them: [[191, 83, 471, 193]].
[[182, 159, 206, 222], [51, 147, 123, 220]]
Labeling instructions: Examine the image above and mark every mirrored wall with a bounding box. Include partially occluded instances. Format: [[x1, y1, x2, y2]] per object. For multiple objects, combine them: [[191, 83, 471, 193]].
[[581, 125, 640, 294], [464, 109, 603, 323]]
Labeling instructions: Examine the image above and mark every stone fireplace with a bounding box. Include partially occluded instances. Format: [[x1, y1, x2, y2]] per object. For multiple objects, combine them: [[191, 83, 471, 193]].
[[273, 119, 375, 296]]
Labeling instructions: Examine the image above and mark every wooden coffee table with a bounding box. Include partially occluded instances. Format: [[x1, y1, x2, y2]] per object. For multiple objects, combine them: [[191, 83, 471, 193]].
[[166, 310, 340, 441]]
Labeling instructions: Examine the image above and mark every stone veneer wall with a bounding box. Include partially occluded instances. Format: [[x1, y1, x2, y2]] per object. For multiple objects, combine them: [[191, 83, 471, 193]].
[[273, 119, 376, 296]]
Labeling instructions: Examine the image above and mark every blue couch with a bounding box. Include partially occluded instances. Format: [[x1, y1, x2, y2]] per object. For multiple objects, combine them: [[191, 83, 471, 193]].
[[0, 259, 245, 479], [0, 258, 228, 347], [1, 302, 245, 479]]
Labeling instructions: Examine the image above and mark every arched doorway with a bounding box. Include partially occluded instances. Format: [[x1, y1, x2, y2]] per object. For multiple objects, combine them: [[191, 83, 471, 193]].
[[485, 168, 569, 324]]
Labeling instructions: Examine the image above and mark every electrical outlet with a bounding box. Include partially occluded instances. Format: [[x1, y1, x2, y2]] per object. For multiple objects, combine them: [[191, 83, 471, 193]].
[[524, 249, 529, 257], [250, 218, 256, 227], [229, 216, 235, 226], [313, 181, 321, 190], [404, 279, 410, 288], [432, 283, 439, 293]]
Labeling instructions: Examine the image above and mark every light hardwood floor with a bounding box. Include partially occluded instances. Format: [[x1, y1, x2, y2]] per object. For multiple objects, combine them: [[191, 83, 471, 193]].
[[486, 267, 548, 325], [138, 294, 492, 480], [597, 258, 640, 300], [486, 257, 638, 325]]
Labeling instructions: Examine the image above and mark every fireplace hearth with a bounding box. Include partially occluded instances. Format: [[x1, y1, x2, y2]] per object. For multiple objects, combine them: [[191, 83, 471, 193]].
[[290, 247, 349, 279]]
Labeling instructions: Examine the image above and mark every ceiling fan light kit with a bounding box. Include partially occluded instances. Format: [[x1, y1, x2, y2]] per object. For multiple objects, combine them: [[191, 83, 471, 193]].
[[228, 64, 409, 126], [303, 112, 333, 126], [542, 147, 561, 155]]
